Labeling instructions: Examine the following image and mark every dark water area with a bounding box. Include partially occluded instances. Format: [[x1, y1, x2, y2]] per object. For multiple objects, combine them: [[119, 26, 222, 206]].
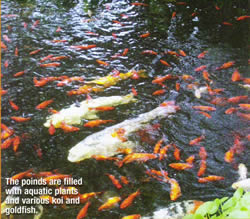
[[1, 0, 249, 218]]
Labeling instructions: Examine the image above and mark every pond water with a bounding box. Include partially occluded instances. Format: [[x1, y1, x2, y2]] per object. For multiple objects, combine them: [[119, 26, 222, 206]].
[[1, 0, 249, 218]]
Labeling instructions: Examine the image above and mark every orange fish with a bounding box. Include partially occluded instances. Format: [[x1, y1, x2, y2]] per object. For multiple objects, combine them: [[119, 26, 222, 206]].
[[15, 47, 18, 56], [202, 70, 212, 82], [159, 145, 171, 160], [238, 104, 250, 110], [152, 74, 178, 84], [91, 155, 119, 161], [160, 59, 171, 67], [11, 169, 33, 180], [120, 190, 140, 209], [169, 163, 193, 170], [165, 177, 182, 201], [192, 106, 216, 111], [116, 148, 132, 154], [173, 144, 181, 160], [172, 12, 176, 18], [197, 51, 208, 59], [237, 112, 250, 120], [1, 138, 14, 149], [112, 20, 124, 25], [122, 215, 141, 219], [44, 174, 71, 184], [49, 122, 56, 135], [236, 15, 250, 21], [4, 60, 9, 68], [197, 160, 207, 177], [13, 136, 21, 152], [40, 55, 54, 62], [215, 5, 220, 10], [152, 89, 166, 96], [79, 192, 101, 203], [176, 82, 180, 91], [122, 48, 129, 56], [154, 139, 163, 154], [11, 116, 31, 122], [36, 99, 54, 109], [98, 196, 121, 211], [70, 45, 96, 50], [32, 20, 40, 28], [225, 107, 237, 114], [50, 56, 68, 61], [195, 65, 207, 72], [186, 155, 195, 164], [51, 40, 68, 43], [131, 87, 138, 96], [118, 153, 157, 167], [141, 50, 158, 55], [197, 111, 212, 118], [224, 148, 234, 163], [222, 22, 233, 26], [227, 96, 248, 104], [1, 41, 7, 50], [232, 69, 241, 82], [198, 175, 225, 183], [84, 120, 115, 128], [120, 176, 130, 185], [216, 61, 235, 70], [199, 147, 207, 160], [112, 33, 117, 39], [210, 97, 228, 106], [60, 122, 80, 133], [9, 100, 19, 111], [243, 78, 250, 84], [13, 71, 25, 77], [140, 32, 150, 38], [179, 50, 186, 57], [35, 145, 43, 159], [33, 77, 49, 87], [77, 202, 91, 219], [89, 106, 115, 111], [106, 174, 122, 189], [96, 59, 109, 66], [3, 35, 11, 43], [29, 49, 42, 55], [189, 135, 205, 146], [40, 62, 61, 68], [131, 2, 148, 6]]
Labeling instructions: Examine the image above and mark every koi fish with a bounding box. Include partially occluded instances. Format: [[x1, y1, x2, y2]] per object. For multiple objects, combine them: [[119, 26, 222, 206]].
[[119, 153, 157, 167], [70, 45, 96, 50], [197, 111, 212, 118], [9, 100, 19, 111], [199, 147, 207, 160], [84, 120, 115, 128], [172, 12, 176, 18], [36, 99, 54, 109], [120, 190, 140, 209], [232, 69, 241, 82], [225, 107, 237, 114], [152, 89, 166, 96], [173, 144, 181, 160], [216, 61, 235, 70], [159, 145, 171, 160], [186, 155, 195, 165], [57, 76, 84, 87], [89, 106, 115, 111], [222, 22, 233, 26], [50, 56, 68, 61], [13, 71, 26, 77], [195, 65, 207, 72], [152, 74, 178, 84], [122, 48, 129, 56], [60, 122, 80, 133], [227, 96, 248, 104], [169, 163, 193, 170], [198, 175, 225, 183], [40, 62, 61, 67], [49, 122, 56, 135], [236, 15, 250, 21], [11, 116, 31, 122], [98, 196, 121, 211], [140, 32, 150, 38], [1, 138, 14, 149], [197, 51, 208, 59], [79, 192, 101, 203], [165, 177, 182, 201], [91, 155, 119, 161], [192, 106, 216, 111], [154, 139, 163, 154], [160, 59, 171, 67], [29, 49, 42, 55], [1, 41, 7, 50], [176, 82, 180, 91], [122, 215, 141, 219], [96, 59, 109, 66], [202, 70, 212, 82], [131, 2, 149, 6], [215, 5, 220, 10], [179, 50, 186, 57], [11, 169, 33, 180], [15, 47, 18, 56], [189, 135, 205, 146], [106, 174, 122, 189], [237, 112, 250, 120], [197, 160, 206, 177], [13, 136, 21, 152], [120, 176, 130, 185], [238, 104, 250, 110], [77, 201, 91, 219], [141, 50, 157, 55], [224, 148, 234, 163]]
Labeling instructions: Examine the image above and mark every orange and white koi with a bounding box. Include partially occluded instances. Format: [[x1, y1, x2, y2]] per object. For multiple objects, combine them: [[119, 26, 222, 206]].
[[36, 99, 54, 109], [120, 190, 140, 209], [198, 175, 225, 183], [84, 120, 115, 128], [98, 196, 121, 211]]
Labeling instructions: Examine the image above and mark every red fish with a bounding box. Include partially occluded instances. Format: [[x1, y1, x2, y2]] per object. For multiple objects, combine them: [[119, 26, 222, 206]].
[[169, 163, 193, 170], [11, 116, 31, 122], [40, 55, 54, 63], [225, 107, 237, 114], [197, 51, 208, 59], [236, 15, 250, 21], [141, 50, 158, 55], [192, 106, 216, 111], [222, 22, 233, 26], [1, 41, 7, 50], [106, 173, 122, 189], [4, 60, 9, 68], [70, 45, 96, 50], [197, 160, 207, 177], [34, 145, 43, 159], [152, 89, 166, 96], [40, 62, 61, 67], [36, 99, 54, 109], [84, 120, 115, 128], [89, 106, 115, 111], [1, 138, 14, 149], [29, 49, 42, 55], [131, 2, 148, 6], [96, 59, 109, 66], [112, 20, 124, 26], [131, 87, 138, 96], [216, 61, 235, 70], [120, 190, 140, 209], [197, 111, 212, 118], [172, 12, 176, 18], [231, 69, 242, 82], [13, 136, 21, 152], [227, 96, 248, 104], [198, 175, 225, 183], [122, 48, 129, 56], [189, 135, 205, 146], [49, 122, 56, 135], [112, 33, 117, 39], [215, 5, 220, 10], [60, 122, 80, 133], [9, 100, 19, 111], [179, 50, 186, 57], [140, 32, 150, 38], [160, 59, 171, 67], [77, 202, 91, 219], [195, 65, 207, 72], [13, 71, 25, 77], [32, 20, 40, 28], [176, 82, 180, 91]]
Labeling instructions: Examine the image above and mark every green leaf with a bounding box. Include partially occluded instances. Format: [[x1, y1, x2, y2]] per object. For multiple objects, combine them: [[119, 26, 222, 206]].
[[207, 199, 220, 215], [240, 192, 250, 208], [196, 201, 214, 216], [193, 214, 204, 219], [222, 197, 236, 211], [183, 214, 195, 219], [226, 209, 250, 219], [233, 188, 244, 200], [219, 197, 229, 204]]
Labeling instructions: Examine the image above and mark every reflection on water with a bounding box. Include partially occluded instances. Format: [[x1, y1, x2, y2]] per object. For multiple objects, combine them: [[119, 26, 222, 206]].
[[1, 0, 249, 218]]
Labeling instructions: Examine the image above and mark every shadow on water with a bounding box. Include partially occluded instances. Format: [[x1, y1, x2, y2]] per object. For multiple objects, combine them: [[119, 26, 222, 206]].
[[1, 0, 249, 218]]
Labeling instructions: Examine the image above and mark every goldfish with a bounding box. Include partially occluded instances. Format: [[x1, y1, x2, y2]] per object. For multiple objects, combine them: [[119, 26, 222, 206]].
[[1, 41, 7, 50], [89, 106, 115, 111], [182, 74, 194, 81], [36, 99, 54, 110], [113, 20, 124, 25], [122, 48, 129, 56], [4, 60, 9, 68], [159, 145, 171, 160], [13, 71, 26, 77], [154, 139, 163, 154], [172, 11, 176, 18], [197, 160, 207, 177], [29, 49, 42, 55], [160, 59, 171, 67], [199, 147, 207, 160], [216, 61, 235, 70], [9, 100, 19, 111], [57, 76, 84, 87], [131, 87, 138, 96], [197, 111, 212, 118], [165, 177, 182, 201], [227, 96, 248, 104], [91, 155, 119, 161], [84, 120, 115, 128], [222, 22, 233, 26], [49, 122, 56, 135], [33, 77, 49, 87], [15, 47, 18, 56], [195, 65, 207, 72], [210, 97, 228, 106], [173, 144, 181, 160], [189, 135, 205, 146], [70, 45, 96, 50], [77, 202, 91, 219], [152, 74, 178, 84], [140, 32, 150, 38], [13, 136, 21, 152], [96, 59, 109, 66], [141, 50, 157, 55], [106, 173, 122, 189], [202, 70, 212, 82], [120, 176, 130, 185], [238, 104, 250, 110], [60, 122, 80, 133], [179, 50, 186, 57], [237, 112, 250, 120], [1, 89, 8, 95], [122, 215, 141, 219], [40, 62, 61, 67], [120, 190, 140, 209], [116, 148, 133, 154], [152, 89, 166, 96], [131, 2, 148, 6], [119, 153, 157, 167], [232, 69, 241, 82], [50, 56, 68, 61], [51, 40, 68, 43], [176, 82, 180, 91], [11, 116, 31, 122], [169, 163, 193, 170], [79, 192, 101, 203], [1, 138, 14, 149], [225, 107, 237, 114], [98, 196, 121, 211], [224, 148, 234, 163], [236, 15, 250, 21], [11, 169, 33, 180], [197, 51, 208, 59], [198, 175, 225, 183], [192, 106, 216, 111], [186, 155, 195, 164]]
